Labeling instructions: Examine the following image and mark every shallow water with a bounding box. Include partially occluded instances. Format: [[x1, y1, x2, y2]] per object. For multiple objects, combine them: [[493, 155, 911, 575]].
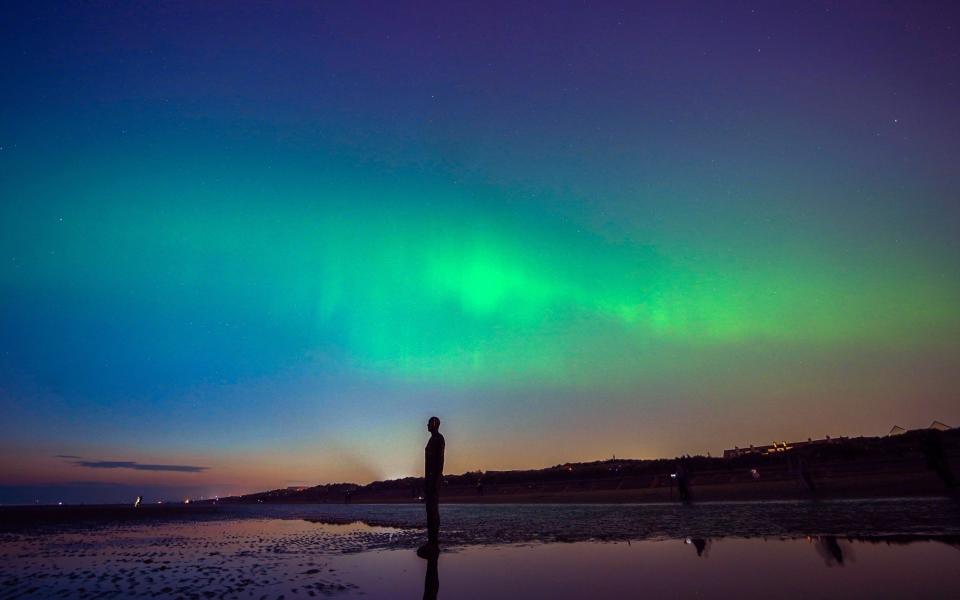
[[337, 537, 960, 599], [228, 497, 960, 543], [1, 499, 958, 598]]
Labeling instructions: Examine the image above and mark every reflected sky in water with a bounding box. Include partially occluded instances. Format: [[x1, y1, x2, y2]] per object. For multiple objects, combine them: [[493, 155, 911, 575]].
[[2, 502, 959, 598], [342, 536, 960, 599]]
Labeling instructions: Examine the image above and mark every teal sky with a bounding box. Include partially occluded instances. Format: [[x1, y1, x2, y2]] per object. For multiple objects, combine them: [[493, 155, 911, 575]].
[[1, 1, 959, 503]]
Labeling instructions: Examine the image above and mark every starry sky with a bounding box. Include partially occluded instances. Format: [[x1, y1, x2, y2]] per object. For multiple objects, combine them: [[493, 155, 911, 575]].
[[2, 1, 959, 503]]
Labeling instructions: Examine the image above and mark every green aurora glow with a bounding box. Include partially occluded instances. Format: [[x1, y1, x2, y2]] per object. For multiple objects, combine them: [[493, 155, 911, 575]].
[[4, 159, 957, 390], [3, 1, 960, 500]]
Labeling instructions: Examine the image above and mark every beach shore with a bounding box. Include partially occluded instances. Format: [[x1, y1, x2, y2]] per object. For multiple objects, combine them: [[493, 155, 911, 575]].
[[0, 504, 222, 532]]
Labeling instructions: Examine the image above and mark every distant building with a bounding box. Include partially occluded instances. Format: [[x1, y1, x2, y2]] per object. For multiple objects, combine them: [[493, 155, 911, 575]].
[[886, 421, 953, 436], [723, 438, 825, 459], [725, 420, 954, 459]]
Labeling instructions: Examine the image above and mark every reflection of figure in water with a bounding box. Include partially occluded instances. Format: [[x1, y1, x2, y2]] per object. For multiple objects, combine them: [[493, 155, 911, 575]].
[[422, 554, 439, 600], [920, 431, 956, 489], [675, 462, 691, 502], [814, 536, 845, 566], [689, 538, 710, 557], [418, 416, 445, 558]]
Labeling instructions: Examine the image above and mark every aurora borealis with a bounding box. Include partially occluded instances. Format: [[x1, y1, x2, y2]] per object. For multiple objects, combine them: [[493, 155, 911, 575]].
[[2, 1, 959, 503]]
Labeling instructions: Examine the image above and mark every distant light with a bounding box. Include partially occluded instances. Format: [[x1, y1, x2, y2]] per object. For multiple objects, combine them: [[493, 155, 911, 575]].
[[184, 498, 190, 504], [58, 501, 63, 506], [670, 473, 677, 479]]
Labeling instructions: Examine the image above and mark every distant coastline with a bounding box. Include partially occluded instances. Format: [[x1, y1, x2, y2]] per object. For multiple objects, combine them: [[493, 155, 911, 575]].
[[4, 428, 953, 515], [212, 427, 958, 505]]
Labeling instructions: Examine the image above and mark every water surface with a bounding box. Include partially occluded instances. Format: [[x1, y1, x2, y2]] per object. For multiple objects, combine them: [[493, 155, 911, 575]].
[[1, 499, 958, 598]]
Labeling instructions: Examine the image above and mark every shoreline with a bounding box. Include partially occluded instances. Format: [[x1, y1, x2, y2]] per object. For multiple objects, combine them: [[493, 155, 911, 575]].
[[0, 504, 222, 531], [209, 428, 960, 508], [217, 461, 959, 506]]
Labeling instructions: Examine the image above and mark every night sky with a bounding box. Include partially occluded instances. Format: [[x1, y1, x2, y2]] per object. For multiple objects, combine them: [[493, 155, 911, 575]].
[[2, 1, 959, 504]]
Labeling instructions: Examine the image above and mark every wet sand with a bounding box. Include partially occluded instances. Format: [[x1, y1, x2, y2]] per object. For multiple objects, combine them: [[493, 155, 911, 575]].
[[2, 500, 959, 598], [0, 518, 398, 598], [0, 505, 223, 532]]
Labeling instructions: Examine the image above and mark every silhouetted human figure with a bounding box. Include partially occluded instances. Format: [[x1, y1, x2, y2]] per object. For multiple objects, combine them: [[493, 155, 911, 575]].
[[422, 553, 439, 599], [417, 416, 445, 558]]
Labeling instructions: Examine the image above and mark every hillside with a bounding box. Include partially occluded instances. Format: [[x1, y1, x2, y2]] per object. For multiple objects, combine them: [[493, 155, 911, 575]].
[[209, 428, 959, 504]]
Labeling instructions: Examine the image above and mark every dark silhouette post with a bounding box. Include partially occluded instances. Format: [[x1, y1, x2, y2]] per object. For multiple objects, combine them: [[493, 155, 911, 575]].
[[418, 416, 445, 558], [422, 554, 439, 599]]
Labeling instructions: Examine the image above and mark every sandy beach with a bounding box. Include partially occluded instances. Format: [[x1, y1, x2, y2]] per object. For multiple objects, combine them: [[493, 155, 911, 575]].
[[2, 499, 959, 598]]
